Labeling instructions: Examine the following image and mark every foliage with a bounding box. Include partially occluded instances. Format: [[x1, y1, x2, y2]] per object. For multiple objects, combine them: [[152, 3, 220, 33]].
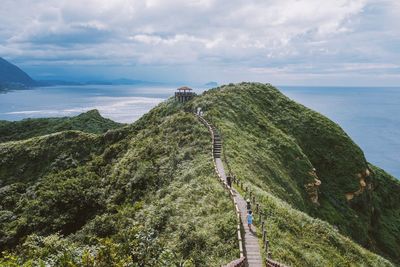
[[1, 83, 399, 266], [189, 82, 400, 265], [0, 110, 123, 143], [0, 100, 237, 266]]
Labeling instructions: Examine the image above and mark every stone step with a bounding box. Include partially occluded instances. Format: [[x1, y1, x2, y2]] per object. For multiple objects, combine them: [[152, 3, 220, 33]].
[[247, 258, 263, 261], [246, 251, 262, 256]]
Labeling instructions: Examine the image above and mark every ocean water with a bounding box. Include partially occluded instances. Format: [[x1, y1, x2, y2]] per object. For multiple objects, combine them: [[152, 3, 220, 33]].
[[0, 85, 398, 178], [279, 86, 400, 179], [0, 85, 175, 123]]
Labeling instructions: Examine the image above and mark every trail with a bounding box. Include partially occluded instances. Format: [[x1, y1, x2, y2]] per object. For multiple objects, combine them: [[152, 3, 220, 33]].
[[199, 115, 263, 267]]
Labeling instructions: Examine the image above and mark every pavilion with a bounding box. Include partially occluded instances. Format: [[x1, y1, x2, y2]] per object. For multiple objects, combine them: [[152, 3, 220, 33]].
[[174, 86, 196, 102]]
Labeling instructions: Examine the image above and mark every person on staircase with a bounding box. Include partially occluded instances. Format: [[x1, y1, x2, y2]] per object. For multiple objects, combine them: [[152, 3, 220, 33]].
[[246, 199, 251, 210], [247, 210, 253, 230], [227, 175, 232, 188]]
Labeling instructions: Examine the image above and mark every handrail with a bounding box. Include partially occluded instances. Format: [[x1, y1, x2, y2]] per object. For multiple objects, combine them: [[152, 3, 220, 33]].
[[197, 114, 289, 267], [267, 258, 288, 267], [196, 114, 245, 265], [224, 257, 246, 267]]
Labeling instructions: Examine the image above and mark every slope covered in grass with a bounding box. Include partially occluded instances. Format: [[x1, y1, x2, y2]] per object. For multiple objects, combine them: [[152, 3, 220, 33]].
[[0, 110, 123, 143], [0, 100, 237, 266], [1, 83, 398, 266], [189, 82, 400, 265]]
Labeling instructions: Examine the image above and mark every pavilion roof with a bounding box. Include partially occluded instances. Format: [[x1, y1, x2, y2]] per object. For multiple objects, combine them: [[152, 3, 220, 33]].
[[177, 86, 193, 91]]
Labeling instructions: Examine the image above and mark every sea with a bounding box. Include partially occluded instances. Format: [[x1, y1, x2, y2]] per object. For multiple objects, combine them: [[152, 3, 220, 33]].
[[0, 84, 399, 179]]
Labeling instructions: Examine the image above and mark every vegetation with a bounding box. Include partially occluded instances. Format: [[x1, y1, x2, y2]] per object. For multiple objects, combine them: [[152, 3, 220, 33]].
[[0, 110, 123, 143], [189, 82, 400, 265], [0, 82, 399, 266], [0, 101, 237, 266]]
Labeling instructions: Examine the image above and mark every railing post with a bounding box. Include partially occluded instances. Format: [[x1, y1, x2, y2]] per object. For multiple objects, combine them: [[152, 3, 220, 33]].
[[262, 229, 266, 243], [265, 240, 269, 254], [256, 203, 259, 214]]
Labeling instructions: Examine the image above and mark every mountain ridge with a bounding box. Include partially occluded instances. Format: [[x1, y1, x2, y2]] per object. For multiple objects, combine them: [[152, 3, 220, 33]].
[[188, 82, 400, 264], [0, 82, 398, 266]]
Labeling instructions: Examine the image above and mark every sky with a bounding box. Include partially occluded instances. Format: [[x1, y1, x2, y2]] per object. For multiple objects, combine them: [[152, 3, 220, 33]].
[[0, 0, 399, 86]]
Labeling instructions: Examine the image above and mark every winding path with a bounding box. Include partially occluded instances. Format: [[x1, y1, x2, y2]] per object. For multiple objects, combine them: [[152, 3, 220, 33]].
[[200, 117, 264, 267]]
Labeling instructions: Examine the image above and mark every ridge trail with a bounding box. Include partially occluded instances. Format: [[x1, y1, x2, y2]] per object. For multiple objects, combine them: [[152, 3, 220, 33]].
[[198, 115, 263, 267]]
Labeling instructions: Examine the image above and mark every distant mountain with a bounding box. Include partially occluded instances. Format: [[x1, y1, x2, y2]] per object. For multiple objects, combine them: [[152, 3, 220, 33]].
[[0, 57, 35, 90], [205, 81, 218, 87], [36, 78, 165, 87], [109, 78, 164, 86], [0, 58, 165, 90]]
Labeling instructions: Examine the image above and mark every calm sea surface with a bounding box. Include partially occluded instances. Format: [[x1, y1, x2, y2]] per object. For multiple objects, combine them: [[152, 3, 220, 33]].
[[0, 85, 399, 178], [279, 86, 400, 179]]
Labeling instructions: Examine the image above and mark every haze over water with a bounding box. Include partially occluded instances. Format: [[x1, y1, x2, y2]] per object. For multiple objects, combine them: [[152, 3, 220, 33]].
[[0, 85, 399, 179]]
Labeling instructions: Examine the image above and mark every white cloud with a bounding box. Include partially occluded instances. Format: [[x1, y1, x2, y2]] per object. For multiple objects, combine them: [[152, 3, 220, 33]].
[[0, 0, 399, 85]]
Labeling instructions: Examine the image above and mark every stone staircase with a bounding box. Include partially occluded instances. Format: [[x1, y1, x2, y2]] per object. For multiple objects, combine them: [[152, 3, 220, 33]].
[[198, 115, 264, 267], [212, 127, 222, 158]]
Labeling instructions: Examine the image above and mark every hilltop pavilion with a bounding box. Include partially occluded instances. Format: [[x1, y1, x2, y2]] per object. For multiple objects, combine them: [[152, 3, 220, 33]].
[[175, 86, 196, 102]]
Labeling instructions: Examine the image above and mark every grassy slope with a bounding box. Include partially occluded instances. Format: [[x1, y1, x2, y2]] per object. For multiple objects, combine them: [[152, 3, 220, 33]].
[[0, 109, 123, 143], [1, 84, 398, 266], [189, 82, 399, 265], [0, 100, 237, 266]]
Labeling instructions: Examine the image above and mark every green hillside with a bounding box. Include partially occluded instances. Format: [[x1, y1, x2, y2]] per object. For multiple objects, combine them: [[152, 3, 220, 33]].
[[188, 82, 400, 265], [0, 83, 399, 266], [0, 110, 123, 143], [0, 101, 237, 266]]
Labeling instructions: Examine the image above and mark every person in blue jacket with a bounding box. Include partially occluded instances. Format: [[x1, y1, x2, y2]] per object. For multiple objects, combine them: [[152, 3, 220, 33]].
[[247, 210, 253, 229]]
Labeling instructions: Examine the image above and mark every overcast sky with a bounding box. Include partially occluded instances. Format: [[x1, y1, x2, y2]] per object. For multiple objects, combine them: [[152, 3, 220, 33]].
[[1, 0, 399, 85]]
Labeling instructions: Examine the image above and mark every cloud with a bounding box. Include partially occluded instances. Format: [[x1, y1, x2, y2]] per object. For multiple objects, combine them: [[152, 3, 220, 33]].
[[0, 0, 399, 85]]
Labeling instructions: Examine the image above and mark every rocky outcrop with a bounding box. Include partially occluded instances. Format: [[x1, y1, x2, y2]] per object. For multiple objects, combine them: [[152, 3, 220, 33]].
[[305, 168, 322, 205], [345, 168, 371, 201]]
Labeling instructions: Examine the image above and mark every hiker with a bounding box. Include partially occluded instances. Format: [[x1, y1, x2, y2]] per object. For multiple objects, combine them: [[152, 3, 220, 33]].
[[247, 210, 253, 229], [227, 175, 232, 188], [246, 199, 251, 210]]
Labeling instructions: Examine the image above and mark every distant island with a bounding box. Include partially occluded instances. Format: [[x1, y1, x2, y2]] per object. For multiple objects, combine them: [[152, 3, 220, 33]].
[[204, 81, 218, 87]]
